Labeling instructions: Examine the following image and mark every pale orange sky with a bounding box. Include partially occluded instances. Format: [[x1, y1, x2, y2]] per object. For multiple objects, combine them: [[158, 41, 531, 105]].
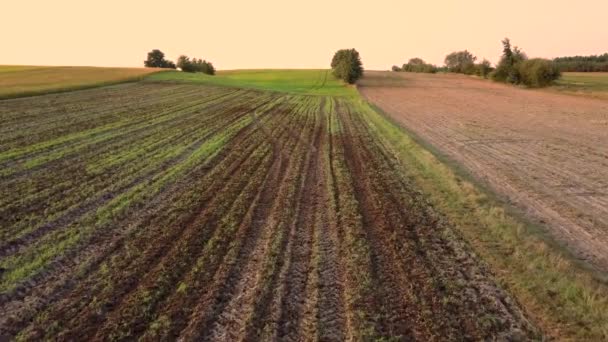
[[2, 0, 607, 70]]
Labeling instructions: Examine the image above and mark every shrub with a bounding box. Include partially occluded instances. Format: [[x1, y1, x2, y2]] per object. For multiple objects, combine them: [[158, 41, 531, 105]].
[[144, 49, 176, 69], [401, 58, 437, 73], [517, 58, 561, 87], [331, 49, 364, 84], [391, 65, 401, 72]]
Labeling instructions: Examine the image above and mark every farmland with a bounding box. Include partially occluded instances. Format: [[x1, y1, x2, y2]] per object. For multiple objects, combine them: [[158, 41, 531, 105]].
[[0, 66, 161, 99], [0, 72, 543, 340], [360, 71, 608, 273], [2, 69, 608, 340], [553, 72, 608, 99]]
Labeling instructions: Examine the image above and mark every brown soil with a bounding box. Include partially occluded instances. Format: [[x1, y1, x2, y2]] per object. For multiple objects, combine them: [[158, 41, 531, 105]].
[[360, 71, 608, 272]]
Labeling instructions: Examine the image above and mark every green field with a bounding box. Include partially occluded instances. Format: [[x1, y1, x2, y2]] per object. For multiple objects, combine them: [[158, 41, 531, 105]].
[[0, 66, 162, 99], [1, 68, 607, 340], [146, 69, 357, 96], [552, 72, 608, 99]]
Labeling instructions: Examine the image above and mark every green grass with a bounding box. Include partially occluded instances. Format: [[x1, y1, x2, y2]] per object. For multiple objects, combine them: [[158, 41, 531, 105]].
[[145, 69, 357, 96], [0, 65, 164, 99], [552, 72, 608, 99]]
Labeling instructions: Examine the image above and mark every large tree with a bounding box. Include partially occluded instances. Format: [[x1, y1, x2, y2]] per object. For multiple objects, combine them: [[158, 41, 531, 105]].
[[331, 49, 363, 84], [144, 49, 176, 69], [444, 50, 477, 74]]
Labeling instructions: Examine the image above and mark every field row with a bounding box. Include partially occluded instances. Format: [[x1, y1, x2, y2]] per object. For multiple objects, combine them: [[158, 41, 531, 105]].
[[0, 83, 536, 340]]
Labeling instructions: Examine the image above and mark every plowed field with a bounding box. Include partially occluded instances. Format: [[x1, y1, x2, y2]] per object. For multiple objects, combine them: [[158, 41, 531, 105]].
[[0, 81, 538, 340], [360, 71, 608, 272]]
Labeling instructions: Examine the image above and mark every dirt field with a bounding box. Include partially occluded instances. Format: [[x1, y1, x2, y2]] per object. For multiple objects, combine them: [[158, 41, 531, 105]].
[[0, 82, 537, 340], [360, 71, 608, 272]]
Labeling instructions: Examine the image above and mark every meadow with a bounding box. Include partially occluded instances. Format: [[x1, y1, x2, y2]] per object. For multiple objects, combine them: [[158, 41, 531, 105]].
[[1, 68, 607, 340], [147, 69, 356, 96]]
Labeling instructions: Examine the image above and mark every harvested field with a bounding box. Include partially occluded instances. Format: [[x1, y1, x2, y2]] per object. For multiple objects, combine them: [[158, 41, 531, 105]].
[[0, 81, 538, 340], [360, 71, 608, 272], [0, 66, 161, 99]]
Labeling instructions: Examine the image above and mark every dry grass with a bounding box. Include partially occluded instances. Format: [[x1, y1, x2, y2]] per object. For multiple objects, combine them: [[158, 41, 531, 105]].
[[0, 66, 162, 99]]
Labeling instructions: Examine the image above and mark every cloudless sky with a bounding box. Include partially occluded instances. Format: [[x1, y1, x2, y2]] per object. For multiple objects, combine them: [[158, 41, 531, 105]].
[[2, 0, 607, 70]]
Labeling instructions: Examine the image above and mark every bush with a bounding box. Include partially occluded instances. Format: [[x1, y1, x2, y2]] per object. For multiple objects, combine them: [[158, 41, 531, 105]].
[[391, 65, 401, 72], [144, 49, 176, 69], [331, 49, 363, 84], [517, 58, 561, 87], [401, 58, 437, 73]]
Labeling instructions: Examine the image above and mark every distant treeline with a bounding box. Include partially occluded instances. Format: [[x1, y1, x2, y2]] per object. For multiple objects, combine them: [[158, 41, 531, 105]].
[[391, 38, 561, 87], [392, 58, 437, 73], [177, 56, 215, 75], [144, 49, 215, 75], [553, 53, 608, 72]]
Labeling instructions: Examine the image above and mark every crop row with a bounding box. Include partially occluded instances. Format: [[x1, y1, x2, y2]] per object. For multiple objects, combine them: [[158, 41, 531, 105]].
[[1, 83, 539, 340]]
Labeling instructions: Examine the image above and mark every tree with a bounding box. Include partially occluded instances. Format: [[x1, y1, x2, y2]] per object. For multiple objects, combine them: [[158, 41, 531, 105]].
[[391, 65, 401, 72], [176, 55, 216, 75], [444, 50, 477, 74], [144, 49, 176, 69], [492, 38, 528, 84], [331, 49, 363, 84], [475, 59, 493, 78], [490, 38, 558, 87], [407, 58, 425, 66], [177, 55, 196, 72]]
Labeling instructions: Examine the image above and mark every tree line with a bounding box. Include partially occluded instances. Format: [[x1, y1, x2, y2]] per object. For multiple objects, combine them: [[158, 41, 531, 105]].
[[144, 49, 215, 75], [553, 53, 608, 72], [392, 38, 561, 87], [177, 56, 215, 75]]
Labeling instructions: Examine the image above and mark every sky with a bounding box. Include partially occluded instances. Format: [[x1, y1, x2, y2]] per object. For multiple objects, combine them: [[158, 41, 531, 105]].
[[2, 0, 607, 70]]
